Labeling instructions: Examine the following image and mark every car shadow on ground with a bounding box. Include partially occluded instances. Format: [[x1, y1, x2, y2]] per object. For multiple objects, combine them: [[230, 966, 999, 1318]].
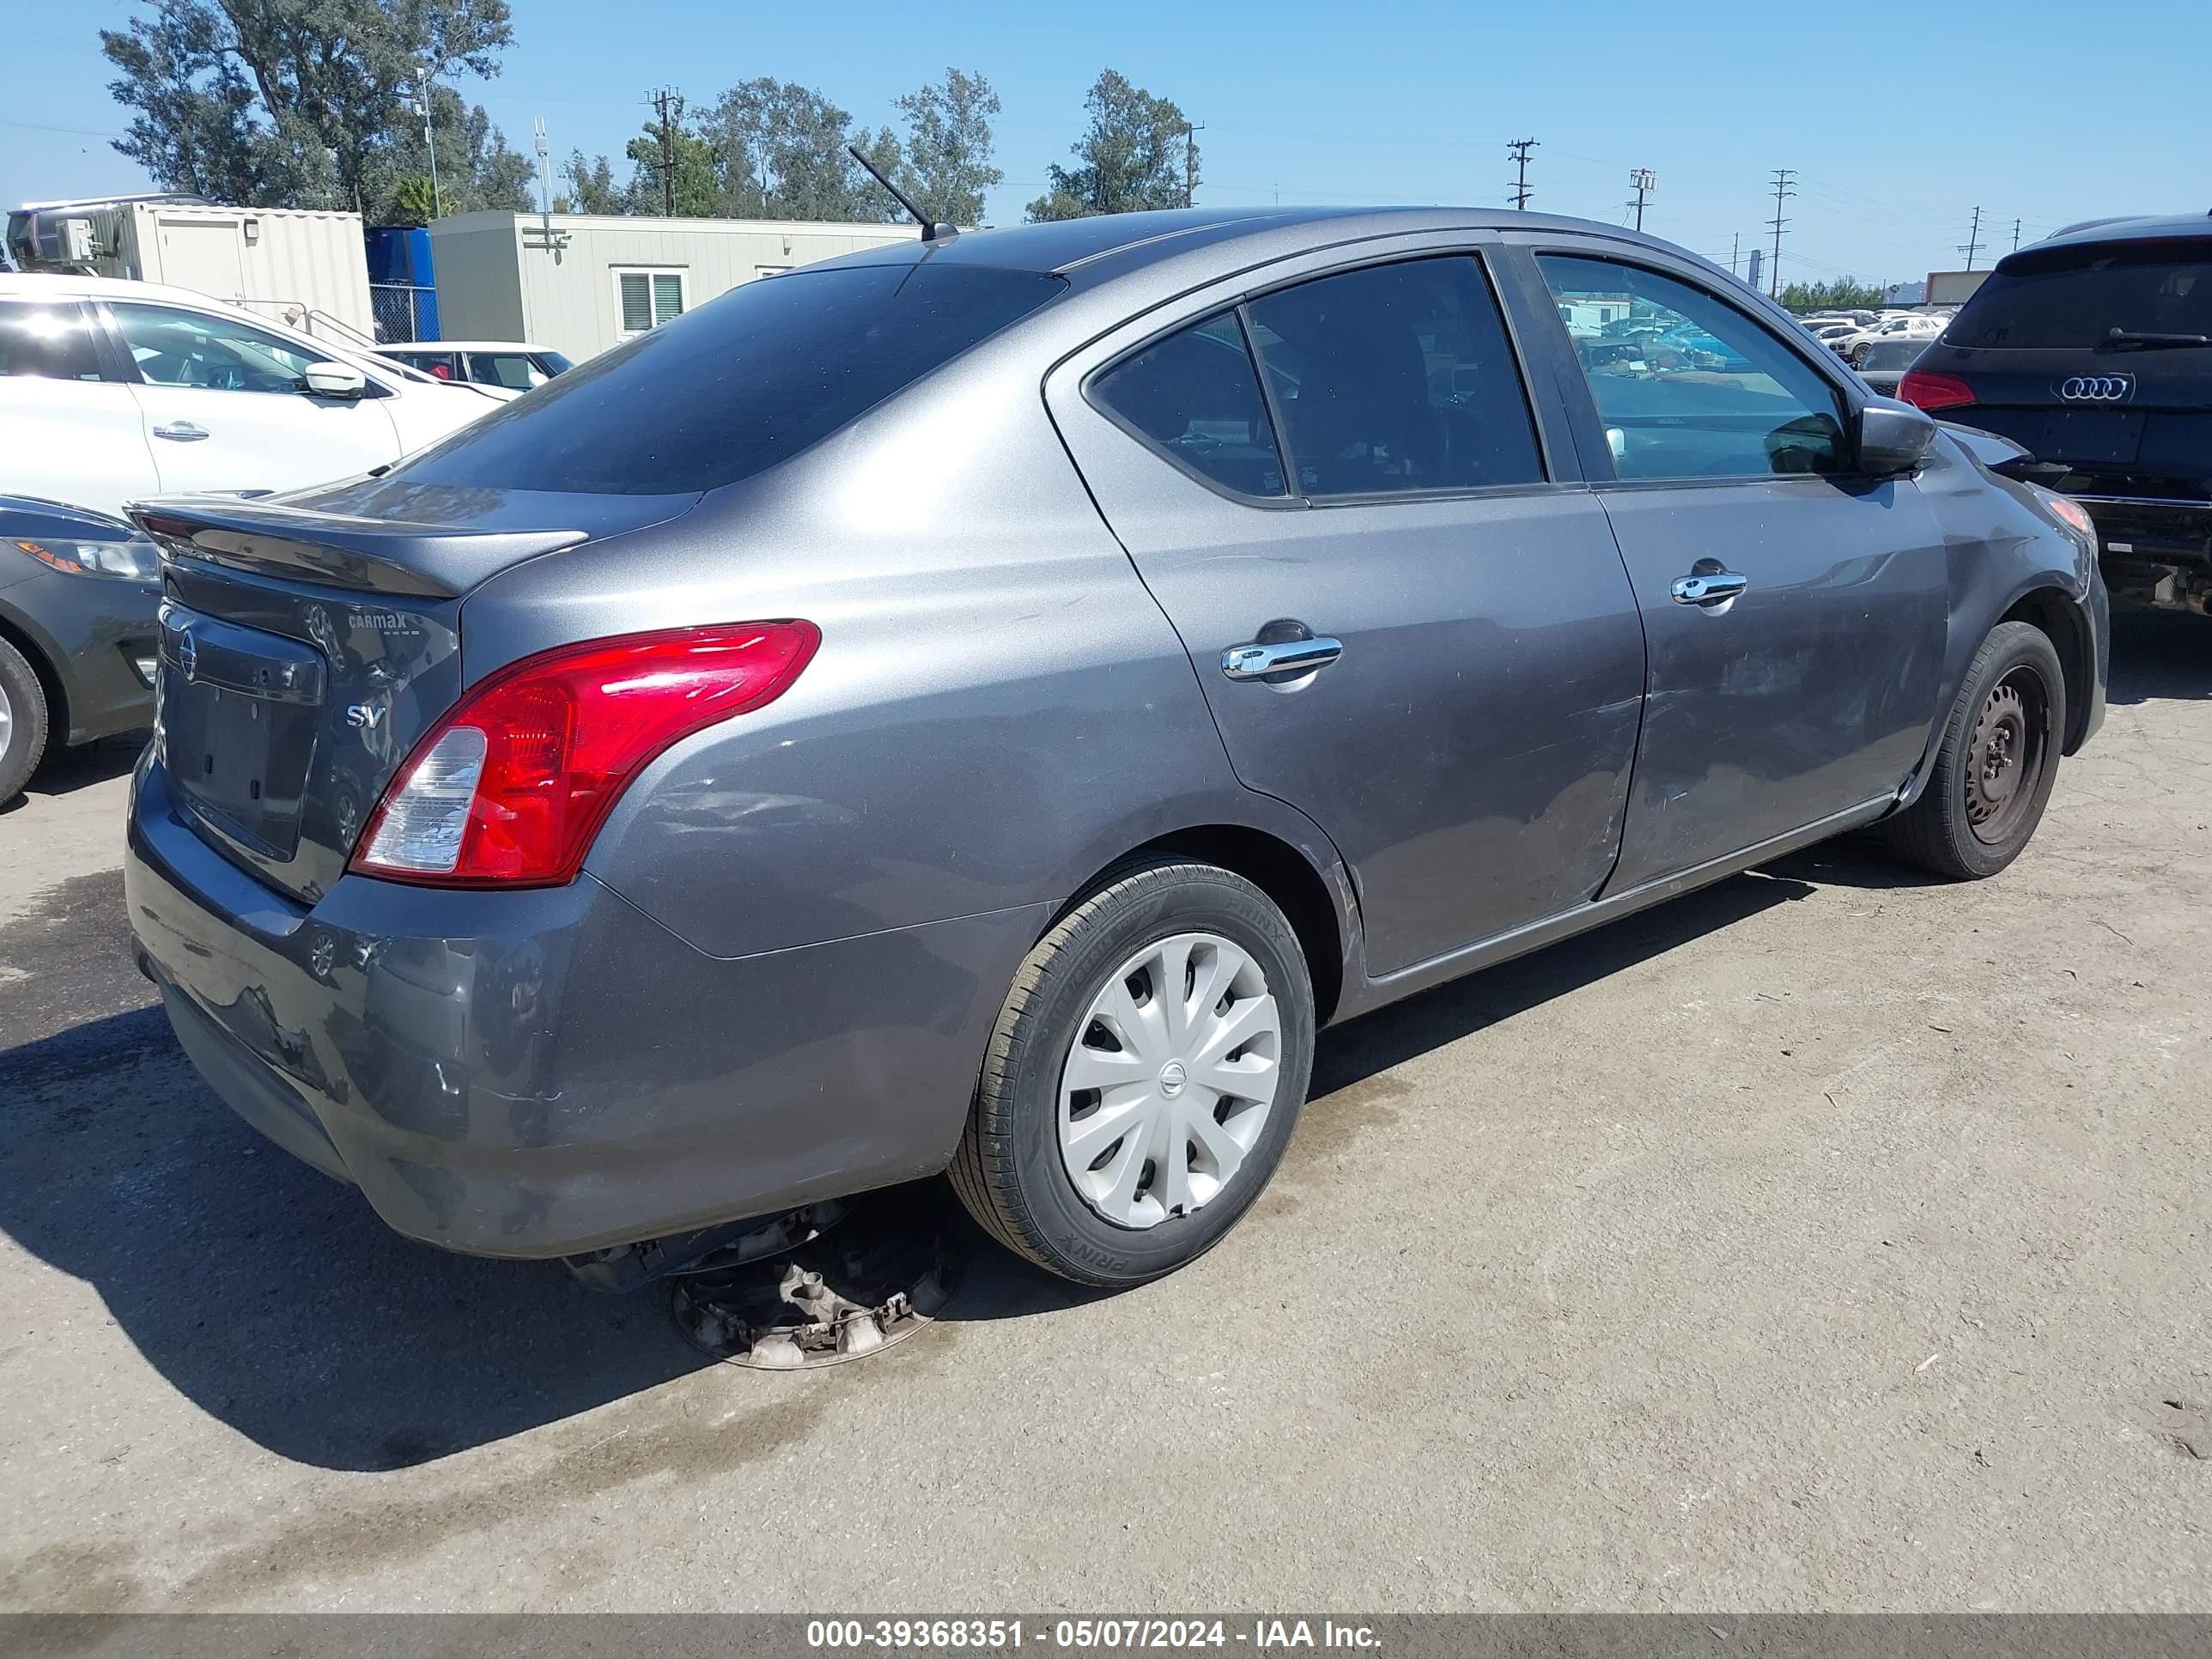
[[2106, 606, 2210, 706], [0, 860, 1822, 1474], [0, 733, 146, 816]]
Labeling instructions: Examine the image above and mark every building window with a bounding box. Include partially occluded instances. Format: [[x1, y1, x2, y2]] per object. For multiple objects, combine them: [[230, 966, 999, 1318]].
[[613, 268, 687, 337]]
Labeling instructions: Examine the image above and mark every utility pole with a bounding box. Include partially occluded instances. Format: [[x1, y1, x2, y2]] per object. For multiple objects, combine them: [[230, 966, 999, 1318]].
[[414, 65, 441, 220], [1767, 167, 1796, 298], [1730, 231, 1741, 277], [1958, 204, 1984, 271], [1180, 123, 1206, 209], [1507, 137, 1539, 210], [1626, 167, 1655, 232], [647, 87, 685, 217], [2011, 216, 2022, 253]]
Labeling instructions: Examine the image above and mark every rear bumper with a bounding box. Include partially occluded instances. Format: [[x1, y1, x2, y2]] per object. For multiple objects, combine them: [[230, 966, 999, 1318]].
[[2077, 495, 2212, 614], [126, 752, 1043, 1260]]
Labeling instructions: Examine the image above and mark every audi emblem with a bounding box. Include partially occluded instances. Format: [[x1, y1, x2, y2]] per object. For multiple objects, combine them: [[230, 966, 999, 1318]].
[[2057, 375, 2132, 402]]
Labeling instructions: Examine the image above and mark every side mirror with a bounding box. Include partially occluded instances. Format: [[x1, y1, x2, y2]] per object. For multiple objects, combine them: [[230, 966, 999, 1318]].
[[302, 361, 368, 398], [1857, 398, 1937, 477]]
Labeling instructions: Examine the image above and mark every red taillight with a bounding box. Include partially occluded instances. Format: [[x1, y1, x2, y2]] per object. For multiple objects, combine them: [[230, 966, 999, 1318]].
[[1896, 368, 1977, 411], [350, 622, 820, 887]]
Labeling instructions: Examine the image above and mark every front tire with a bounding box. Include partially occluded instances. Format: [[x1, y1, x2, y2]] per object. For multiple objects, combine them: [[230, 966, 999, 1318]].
[[1882, 620, 2064, 879], [949, 860, 1316, 1288], [0, 636, 52, 805]]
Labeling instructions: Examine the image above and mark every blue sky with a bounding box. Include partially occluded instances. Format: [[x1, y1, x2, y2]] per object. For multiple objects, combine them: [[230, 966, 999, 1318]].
[[7, 0, 2207, 286]]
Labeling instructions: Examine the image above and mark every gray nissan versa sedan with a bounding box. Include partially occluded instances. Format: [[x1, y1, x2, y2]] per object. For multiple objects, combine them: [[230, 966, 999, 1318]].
[[124, 208, 2108, 1291]]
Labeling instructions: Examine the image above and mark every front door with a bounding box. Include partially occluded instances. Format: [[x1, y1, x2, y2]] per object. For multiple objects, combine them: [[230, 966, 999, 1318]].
[[1529, 251, 1948, 890], [1052, 249, 1647, 978], [104, 301, 402, 498]]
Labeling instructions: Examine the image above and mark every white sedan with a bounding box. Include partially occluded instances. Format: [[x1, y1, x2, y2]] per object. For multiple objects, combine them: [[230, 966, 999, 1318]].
[[0, 274, 505, 520]]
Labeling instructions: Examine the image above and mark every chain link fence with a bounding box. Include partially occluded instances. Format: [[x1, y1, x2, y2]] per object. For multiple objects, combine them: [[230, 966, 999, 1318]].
[[369, 283, 435, 343]]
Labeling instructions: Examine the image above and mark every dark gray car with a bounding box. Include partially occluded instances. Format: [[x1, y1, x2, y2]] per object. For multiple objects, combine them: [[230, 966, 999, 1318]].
[[124, 208, 2108, 1291], [0, 495, 160, 800]]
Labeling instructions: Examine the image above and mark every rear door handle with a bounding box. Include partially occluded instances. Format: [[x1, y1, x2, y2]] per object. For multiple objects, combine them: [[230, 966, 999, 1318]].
[[1669, 570, 1749, 606], [152, 422, 210, 442], [1222, 636, 1344, 680]]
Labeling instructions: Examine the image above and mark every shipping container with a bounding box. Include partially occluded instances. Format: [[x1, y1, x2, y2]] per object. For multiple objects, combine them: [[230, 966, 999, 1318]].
[[427, 211, 922, 361], [14, 199, 374, 342]]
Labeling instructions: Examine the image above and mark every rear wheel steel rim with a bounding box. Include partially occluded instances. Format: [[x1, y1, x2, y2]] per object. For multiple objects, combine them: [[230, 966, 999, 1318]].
[[1057, 932, 1282, 1231], [1964, 665, 2050, 846]]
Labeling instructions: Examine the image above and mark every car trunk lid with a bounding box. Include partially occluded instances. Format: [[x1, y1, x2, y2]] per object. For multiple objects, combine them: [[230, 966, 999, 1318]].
[[131, 484, 698, 904]]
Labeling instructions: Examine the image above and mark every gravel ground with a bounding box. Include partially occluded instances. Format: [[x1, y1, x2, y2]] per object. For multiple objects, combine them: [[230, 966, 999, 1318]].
[[0, 607, 2205, 1613]]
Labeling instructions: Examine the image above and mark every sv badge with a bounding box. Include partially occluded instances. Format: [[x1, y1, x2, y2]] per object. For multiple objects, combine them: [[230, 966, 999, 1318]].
[[344, 703, 386, 729]]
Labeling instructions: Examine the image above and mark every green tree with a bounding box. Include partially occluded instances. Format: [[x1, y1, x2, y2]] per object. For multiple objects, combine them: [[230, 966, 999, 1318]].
[[557, 151, 625, 216], [895, 69, 1002, 226], [1778, 276, 1890, 313], [1027, 70, 1194, 221], [100, 0, 535, 221], [704, 79, 903, 222], [388, 176, 440, 227]]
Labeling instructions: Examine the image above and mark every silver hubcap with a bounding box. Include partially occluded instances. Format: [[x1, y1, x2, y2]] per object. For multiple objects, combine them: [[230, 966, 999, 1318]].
[[1057, 932, 1282, 1230], [0, 680, 13, 765]]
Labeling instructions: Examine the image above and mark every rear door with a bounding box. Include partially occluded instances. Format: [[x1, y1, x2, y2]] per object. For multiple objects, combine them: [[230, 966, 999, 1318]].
[[1048, 240, 1647, 979], [1515, 243, 1948, 890], [102, 300, 404, 497], [0, 296, 158, 518]]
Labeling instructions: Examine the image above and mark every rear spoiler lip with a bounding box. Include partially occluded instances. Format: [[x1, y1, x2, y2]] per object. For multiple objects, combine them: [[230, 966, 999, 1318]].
[[126, 494, 588, 599]]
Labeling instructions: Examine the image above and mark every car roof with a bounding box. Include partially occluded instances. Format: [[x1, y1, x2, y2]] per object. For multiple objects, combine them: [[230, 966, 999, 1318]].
[[2017, 210, 2212, 258], [376, 340, 553, 354], [796, 204, 1741, 292]]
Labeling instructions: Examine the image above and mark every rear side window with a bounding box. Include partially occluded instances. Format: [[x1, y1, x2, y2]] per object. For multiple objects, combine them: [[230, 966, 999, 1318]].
[[393, 264, 1065, 495], [1948, 240, 2212, 349], [467, 352, 544, 390], [1091, 313, 1288, 498], [0, 301, 105, 381], [1245, 257, 1545, 496]]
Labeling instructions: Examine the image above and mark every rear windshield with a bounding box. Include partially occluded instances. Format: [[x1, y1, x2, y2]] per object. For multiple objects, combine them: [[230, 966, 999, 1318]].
[[392, 263, 1065, 495], [1947, 239, 2212, 349]]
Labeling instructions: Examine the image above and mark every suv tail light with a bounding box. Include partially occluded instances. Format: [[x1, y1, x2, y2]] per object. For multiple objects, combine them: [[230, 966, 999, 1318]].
[[1897, 368, 1977, 411], [351, 622, 819, 887]]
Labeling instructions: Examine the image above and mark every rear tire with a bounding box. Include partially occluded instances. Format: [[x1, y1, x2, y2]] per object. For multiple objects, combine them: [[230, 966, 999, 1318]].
[[949, 860, 1315, 1289], [0, 636, 51, 805], [1882, 620, 2064, 879]]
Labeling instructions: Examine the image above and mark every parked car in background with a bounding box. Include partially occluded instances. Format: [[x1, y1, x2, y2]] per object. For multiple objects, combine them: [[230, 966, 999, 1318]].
[[1855, 336, 1930, 395], [125, 208, 2106, 1297], [1806, 321, 1861, 351], [1838, 313, 1948, 366], [1900, 212, 2212, 616], [0, 275, 504, 520], [0, 495, 158, 800], [372, 341, 574, 398]]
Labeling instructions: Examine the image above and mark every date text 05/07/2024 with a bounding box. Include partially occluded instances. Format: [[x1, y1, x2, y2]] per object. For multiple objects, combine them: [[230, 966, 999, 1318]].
[[805, 1620, 1384, 1650]]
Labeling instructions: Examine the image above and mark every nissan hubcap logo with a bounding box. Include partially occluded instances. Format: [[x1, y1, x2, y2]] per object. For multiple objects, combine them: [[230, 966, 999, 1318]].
[[1158, 1060, 1188, 1097], [176, 629, 198, 684], [2057, 375, 2130, 402]]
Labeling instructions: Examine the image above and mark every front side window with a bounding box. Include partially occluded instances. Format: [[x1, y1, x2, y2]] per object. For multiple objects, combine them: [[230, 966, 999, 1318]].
[[615, 269, 686, 337], [1539, 255, 1847, 480], [467, 352, 546, 391], [392, 350, 459, 380], [109, 302, 323, 394], [1091, 313, 1287, 498], [1244, 256, 1545, 497], [0, 301, 104, 382]]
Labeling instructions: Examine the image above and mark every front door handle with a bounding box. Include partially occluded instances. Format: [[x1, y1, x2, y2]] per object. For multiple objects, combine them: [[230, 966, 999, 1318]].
[[1669, 569, 1749, 606], [152, 421, 210, 442], [1222, 635, 1344, 680]]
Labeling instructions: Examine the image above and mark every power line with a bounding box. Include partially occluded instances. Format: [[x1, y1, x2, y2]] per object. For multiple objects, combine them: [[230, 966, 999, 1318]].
[[1180, 122, 1205, 209], [1767, 167, 1796, 298], [1626, 167, 1655, 232], [1958, 205, 1984, 270], [1507, 137, 1538, 210]]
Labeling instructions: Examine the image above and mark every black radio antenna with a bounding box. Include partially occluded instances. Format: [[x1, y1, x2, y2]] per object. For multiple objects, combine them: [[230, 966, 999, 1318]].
[[846, 143, 957, 242]]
